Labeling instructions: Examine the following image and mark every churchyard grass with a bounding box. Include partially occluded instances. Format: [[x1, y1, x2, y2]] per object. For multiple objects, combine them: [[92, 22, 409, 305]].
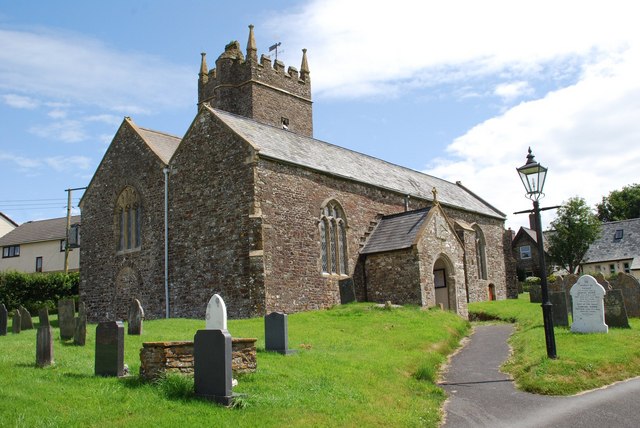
[[470, 294, 640, 395], [0, 303, 468, 427]]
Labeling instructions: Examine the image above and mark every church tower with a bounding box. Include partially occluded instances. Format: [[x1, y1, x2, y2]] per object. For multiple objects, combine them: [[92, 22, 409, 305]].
[[198, 25, 313, 137]]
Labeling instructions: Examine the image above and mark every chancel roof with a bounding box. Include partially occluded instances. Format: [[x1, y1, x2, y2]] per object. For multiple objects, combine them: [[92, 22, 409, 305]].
[[582, 218, 640, 264], [360, 208, 430, 255], [208, 107, 506, 220], [0, 215, 81, 246]]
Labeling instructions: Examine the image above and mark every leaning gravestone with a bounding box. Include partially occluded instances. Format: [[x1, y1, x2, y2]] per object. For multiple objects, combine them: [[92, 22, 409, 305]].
[[570, 275, 608, 334], [58, 299, 76, 340], [19, 306, 34, 330], [74, 302, 87, 346], [194, 328, 234, 405], [604, 289, 630, 328], [0, 303, 8, 336], [205, 294, 227, 330], [95, 321, 125, 377], [127, 299, 144, 335], [549, 292, 569, 327], [265, 312, 296, 355], [12, 310, 21, 334], [36, 321, 54, 367]]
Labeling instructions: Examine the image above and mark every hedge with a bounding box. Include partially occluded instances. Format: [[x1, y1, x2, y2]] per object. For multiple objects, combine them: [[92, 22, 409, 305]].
[[0, 271, 79, 315]]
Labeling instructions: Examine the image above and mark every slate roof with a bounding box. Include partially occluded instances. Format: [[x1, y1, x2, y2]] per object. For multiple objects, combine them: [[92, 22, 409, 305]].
[[360, 208, 431, 254], [0, 216, 81, 246], [582, 218, 640, 264], [209, 107, 506, 220], [137, 127, 181, 164]]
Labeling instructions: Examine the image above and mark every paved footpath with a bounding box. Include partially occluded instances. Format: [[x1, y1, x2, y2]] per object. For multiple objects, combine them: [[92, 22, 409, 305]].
[[439, 324, 640, 428]]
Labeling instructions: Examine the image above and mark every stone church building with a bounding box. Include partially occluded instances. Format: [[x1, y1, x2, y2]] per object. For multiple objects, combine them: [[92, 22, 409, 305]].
[[80, 26, 517, 322]]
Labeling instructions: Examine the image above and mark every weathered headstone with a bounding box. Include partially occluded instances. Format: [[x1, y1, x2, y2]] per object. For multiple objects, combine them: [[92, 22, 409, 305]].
[[194, 329, 234, 405], [95, 321, 125, 377], [265, 312, 296, 355], [604, 289, 630, 328], [12, 310, 21, 334], [205, 294, 227, 330], [36, 324, 54, 367], [339, 278, 356, 304], [58, 299, 76, 340], [19, 306, 33, 330], [38, 308, 50, 326], [529, 283, 542, 303], [74, 302, 87, 346], [0, 303, 8, 336], [549, 292, 569, 327], [127, 299, 144, 335], [570, 275, 608, 334]]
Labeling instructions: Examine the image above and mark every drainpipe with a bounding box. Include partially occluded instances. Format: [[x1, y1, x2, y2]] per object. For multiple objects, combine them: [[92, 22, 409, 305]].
[[163, 167, 170, 318]]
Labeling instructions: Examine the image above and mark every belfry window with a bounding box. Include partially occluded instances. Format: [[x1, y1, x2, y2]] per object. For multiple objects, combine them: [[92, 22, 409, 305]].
[[319, 201, 348, 275], [115, 186, 142, 252]]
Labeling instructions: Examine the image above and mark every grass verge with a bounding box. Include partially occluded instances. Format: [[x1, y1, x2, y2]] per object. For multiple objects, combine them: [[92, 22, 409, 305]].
[[470, 294, 640, 395], [0, 303, 468, 427]]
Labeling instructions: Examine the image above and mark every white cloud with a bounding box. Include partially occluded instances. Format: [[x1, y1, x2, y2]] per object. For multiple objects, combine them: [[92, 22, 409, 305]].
[[3, 93, 38, 109]]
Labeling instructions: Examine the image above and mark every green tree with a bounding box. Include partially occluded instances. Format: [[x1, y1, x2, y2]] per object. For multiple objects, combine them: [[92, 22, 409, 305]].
[[596, 183, 640, 222], [547, 197, 601, 274]]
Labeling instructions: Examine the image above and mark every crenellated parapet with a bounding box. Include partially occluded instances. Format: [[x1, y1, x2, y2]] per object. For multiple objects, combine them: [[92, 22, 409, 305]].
[[198, 25, 313, 137]]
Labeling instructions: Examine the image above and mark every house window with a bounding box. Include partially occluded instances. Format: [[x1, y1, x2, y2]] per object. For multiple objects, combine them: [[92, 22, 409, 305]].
[[519, 245, 531, 260], [614, 229, 623, 240], [2, 245, 20, 258], [473, 225, 488, 280], [319, 201, 348, 275], [624, 262, 630, 273], [115, 186, 142, 252], [35, 257, 43, 272]]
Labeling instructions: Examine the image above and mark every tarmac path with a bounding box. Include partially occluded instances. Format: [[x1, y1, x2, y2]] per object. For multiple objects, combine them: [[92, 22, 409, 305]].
[[439, 324, 640, 428]]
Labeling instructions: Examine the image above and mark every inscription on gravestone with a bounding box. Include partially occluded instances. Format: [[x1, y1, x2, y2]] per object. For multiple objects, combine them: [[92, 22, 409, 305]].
[[19, 306, 34, 330], [12, 310, 21, 334], [570, 275, 608, 334], [127, 299, 144, 335], [0, 303, 8, 336], [58, 299, 76, 340], [205, 294, 227, 330], [95, 321, 125, 377], [74, 302, 87, 346], [604, 289, 630, 328]]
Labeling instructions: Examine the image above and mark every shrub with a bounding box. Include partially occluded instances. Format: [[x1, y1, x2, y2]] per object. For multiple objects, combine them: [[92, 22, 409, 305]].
[[0, 271, 79, 314]]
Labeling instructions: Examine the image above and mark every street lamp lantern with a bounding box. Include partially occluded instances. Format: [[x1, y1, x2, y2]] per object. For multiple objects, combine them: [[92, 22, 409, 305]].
[[517, 147, 547, 200], [516, 147, 557, 359]]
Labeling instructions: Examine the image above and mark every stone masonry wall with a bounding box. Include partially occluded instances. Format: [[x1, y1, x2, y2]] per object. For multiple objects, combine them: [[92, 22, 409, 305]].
[[168, 108, 265, 319], [80, 121, 168, 322]]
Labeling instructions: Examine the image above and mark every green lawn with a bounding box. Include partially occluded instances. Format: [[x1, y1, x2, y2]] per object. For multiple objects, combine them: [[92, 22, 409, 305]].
[[470, 294, 640, 395], [0, 303, 468, 427]]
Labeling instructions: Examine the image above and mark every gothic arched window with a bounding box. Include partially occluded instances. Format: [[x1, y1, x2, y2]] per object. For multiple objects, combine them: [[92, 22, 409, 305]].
[[319, 201, 348, 275], [473, 225, 488, 280], [115, 186, 142, 252]]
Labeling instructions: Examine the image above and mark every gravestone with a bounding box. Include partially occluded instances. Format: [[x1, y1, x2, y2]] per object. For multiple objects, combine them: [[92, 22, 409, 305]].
[[339, 278, 356, 304], [604, 289, 630, 328], [570, 275, 608, 334], [74, 302, 87, 346], [58, 299, 76, 340], [529, 283, 542, 303], [12, 310, 21, 334], [38, 308, 50, 326], [205, 294, 227, 330], [36, 323, 54, 367], [265, 312, 296, 355], [549, 292, 569, 327], [194, 329, 234, 406], [19, 306, 33, 330], [95, 321, 125, 377], [0, 303, 8, 336], [127, 299, 144, 335]]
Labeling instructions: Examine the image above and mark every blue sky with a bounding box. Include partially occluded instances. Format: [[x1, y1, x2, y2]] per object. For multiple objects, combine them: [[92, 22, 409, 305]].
[[1, 0, 639, 230]]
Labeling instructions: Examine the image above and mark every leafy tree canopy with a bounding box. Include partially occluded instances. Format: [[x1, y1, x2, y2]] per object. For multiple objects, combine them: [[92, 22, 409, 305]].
[[548, 197, 601, 274], [596, 183, 640, 222]]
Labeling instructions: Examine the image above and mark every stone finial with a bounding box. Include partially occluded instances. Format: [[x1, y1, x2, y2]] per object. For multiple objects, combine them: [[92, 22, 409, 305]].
[[246, 24, 258, 62], [300, 48, 310, 81], [199, 52, 208, 80]]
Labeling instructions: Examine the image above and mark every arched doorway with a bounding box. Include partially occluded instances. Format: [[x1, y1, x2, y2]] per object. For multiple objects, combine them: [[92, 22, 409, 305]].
[[434, 258, 452, 310]]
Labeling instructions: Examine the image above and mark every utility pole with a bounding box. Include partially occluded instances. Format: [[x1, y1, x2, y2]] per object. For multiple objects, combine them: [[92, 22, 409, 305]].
[[64, 187, 87, 274]]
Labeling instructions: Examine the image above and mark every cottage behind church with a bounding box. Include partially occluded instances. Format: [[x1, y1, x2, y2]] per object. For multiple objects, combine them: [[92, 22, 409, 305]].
[[80, 26, 517, 322]]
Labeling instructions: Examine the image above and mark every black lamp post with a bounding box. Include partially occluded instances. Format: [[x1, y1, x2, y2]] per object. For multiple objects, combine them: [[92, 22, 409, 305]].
[[516, 148, 557, 359]]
